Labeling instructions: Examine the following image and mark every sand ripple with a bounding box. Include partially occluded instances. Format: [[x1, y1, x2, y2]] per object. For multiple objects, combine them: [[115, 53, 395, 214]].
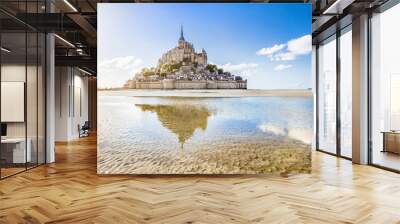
[[97, 139, 311, 175]]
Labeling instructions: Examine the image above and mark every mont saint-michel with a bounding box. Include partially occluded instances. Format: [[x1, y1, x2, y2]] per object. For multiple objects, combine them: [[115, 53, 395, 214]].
[[123, 27, 247, 90]]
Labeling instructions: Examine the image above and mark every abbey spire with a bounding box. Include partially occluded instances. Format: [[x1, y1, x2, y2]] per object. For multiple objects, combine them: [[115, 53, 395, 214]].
[[179, 25, 185, 41]]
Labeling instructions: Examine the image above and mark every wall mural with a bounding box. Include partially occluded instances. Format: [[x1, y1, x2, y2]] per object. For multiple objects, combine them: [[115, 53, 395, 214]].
[[98, 3, 313, 174]]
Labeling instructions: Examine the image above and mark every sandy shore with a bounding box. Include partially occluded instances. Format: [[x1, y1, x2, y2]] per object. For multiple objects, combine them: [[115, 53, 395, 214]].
[[98, 89, 312, 97], [97, 139, 311, 175]]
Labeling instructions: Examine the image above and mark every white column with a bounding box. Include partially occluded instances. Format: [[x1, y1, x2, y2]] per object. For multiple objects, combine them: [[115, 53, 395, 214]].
[[46, 33, 55, 163], [352, 14, 369, 164], [55, 67, 73, 141]]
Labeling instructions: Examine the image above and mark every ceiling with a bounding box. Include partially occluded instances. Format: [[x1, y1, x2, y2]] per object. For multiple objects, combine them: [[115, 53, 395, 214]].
[[0, 0, 392, 75]]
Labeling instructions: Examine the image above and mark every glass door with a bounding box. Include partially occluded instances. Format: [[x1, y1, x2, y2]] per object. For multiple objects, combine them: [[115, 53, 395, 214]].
[[1, 31, 28, 178], [370, 3, 400, 171], [339, 27, 352, 158], [317, 35, 337, 154]]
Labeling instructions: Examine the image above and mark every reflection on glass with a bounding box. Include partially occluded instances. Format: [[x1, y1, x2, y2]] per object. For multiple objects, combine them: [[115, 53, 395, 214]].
[[318, 37, 337, 154], [136, 104, 211, 149]]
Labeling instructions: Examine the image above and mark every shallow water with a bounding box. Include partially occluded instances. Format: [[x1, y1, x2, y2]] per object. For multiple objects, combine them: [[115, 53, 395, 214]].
[[98, 90, 313, 174]]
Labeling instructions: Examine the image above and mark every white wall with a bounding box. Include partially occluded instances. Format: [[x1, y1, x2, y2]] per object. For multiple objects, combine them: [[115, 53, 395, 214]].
[[1, 65, 39, 138], [55, 67, 89, 141], [71, 73, 89, 138], [55, 66, 70, 141], [1, 82, 25, 122], [1, 65, 26, 137]]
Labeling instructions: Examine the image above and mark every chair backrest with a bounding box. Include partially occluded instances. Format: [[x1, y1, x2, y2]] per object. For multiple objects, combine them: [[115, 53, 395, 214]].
[[82, 121, 90, 129]]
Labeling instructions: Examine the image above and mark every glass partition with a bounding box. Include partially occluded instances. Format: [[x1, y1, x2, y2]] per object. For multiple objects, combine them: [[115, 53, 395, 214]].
[[1, 31, 28, 177], [0, 1, 46, 179]]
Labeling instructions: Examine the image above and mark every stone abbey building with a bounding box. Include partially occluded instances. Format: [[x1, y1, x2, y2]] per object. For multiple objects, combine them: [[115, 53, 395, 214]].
[[158, 26, 208, 67], [123, 26, 247, 90]]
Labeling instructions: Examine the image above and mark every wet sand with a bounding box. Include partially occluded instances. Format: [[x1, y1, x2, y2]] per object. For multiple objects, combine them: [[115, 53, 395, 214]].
[[98, 91, 312, 175], [97, 139, 311, 175]]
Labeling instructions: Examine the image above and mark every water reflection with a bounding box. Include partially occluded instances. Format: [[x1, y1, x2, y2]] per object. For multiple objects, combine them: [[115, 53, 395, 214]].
[[99, 93, 313, 174], [136, 104, 212, 149], [258, 122, 312, 144]]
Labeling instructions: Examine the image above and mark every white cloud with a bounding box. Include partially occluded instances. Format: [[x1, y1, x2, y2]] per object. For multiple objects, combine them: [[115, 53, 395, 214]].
[[287, 35, 312, 56], [274, 64, 293, 71], [272, 52, 296, 61], [219, 63, 258, 72], [258, 122, 312, 144], [100, 56, 142, 71], [288, 128, 312, 144], [258, 123, 286, 136], [256, 44, 286, 57], [98, 56, 143, 88], [257, 34, 311, 61], [218, 63, 258, 77]]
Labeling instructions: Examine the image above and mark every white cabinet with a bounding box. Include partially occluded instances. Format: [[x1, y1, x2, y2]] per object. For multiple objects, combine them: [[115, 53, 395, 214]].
[[1, 138, 32, 163]]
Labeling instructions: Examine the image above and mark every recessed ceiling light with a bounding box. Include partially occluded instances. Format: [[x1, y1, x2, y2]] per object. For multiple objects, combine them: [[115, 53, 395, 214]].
[[323, 0, 354, 15], [1, 47, 11, 53], [63, 0, 78, 12], [78, 67, 92, 76], [54, 34, 75, 48]]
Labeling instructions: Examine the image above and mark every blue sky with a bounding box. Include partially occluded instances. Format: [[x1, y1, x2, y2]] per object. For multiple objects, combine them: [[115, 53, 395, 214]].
[[98, 3, 312, 89]]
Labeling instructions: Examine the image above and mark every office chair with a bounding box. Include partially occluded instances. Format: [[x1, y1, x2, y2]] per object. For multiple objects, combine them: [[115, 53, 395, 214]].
[[79, 121, 90, 138]]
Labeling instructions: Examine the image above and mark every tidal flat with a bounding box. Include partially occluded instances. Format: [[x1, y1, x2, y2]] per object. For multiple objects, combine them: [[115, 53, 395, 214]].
[[98, 90, 313, 175]]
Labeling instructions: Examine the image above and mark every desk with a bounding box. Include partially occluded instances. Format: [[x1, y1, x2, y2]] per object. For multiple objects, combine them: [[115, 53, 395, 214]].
[[1, 138, 31, 163], [382, 131, 400, 155]]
